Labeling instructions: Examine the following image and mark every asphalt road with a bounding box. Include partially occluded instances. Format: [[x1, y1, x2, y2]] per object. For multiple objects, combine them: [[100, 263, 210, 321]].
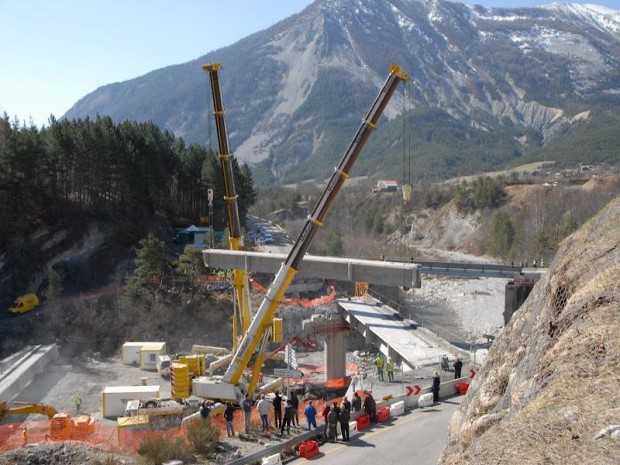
[[289, 396, 463, 465]]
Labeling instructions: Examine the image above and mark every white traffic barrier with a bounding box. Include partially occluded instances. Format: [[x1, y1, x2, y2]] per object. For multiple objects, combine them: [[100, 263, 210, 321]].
[[390, 400, 405, 417], [261, 453, 282, 465], [349, 420, 360, 437], [418, 393, 434, 408]]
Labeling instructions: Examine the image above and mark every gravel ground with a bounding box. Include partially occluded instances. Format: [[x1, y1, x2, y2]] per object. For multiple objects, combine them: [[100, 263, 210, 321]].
[[411, 275, 506, 340]]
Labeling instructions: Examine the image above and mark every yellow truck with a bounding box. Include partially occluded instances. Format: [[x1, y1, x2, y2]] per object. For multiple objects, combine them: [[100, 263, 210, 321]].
[[8, 294, 39, 315]]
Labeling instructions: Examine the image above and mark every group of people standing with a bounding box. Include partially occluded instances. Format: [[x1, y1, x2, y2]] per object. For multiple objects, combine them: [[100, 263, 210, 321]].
[[222, 388, 381, 440], [253, 390, 301, 435]]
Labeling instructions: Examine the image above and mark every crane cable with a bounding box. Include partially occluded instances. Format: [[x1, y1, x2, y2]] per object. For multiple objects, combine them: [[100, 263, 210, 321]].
[[401, 81, 412, 202]]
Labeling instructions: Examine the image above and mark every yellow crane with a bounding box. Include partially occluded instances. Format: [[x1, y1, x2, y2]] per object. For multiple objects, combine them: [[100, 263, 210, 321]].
[[198, 64, 410, 402], [203, 63, 253, 353]]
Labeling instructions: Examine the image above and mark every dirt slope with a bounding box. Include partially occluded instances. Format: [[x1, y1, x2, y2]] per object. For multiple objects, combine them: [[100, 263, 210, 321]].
[[439, 196, 620, 464]]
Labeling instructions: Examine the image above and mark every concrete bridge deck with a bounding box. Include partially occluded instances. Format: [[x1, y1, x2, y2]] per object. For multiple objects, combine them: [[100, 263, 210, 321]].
[[202, 250, 421, 288], [337, 297, 463, 370]]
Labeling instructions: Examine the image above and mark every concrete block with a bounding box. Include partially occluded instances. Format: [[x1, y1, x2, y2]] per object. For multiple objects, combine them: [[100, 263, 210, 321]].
[[261, 453, 282, 465]]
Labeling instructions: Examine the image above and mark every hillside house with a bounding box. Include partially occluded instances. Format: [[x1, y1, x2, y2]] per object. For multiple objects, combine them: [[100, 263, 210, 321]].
[[372, 179, 398, 193]]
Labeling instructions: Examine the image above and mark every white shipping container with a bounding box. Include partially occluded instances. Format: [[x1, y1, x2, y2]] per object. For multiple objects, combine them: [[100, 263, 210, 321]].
[[102, 385, 160, 417], [121, 342, 166, 365], [140, 345, 166, 370]]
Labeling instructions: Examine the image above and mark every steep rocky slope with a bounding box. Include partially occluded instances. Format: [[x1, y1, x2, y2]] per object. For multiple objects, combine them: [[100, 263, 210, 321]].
[[439, 195, 620, 464]]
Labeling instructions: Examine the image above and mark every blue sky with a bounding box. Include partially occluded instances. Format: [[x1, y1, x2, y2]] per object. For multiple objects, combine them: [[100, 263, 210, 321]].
[[1, 0, 617, 127]]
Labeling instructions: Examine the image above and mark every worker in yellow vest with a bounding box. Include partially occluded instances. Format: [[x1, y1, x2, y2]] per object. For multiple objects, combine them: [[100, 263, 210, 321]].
[[386, 357, 395, 382], [374, 355, 384, 381]]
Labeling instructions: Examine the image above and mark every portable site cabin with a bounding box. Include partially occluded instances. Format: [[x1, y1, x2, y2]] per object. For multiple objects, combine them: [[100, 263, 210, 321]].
[[102, 385, 160, 418], [140, 344, 167, 370], [120, 342, 167, 366]]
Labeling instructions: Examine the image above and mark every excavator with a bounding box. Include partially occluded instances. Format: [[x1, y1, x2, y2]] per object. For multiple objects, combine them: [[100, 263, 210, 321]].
[[0, 401, 96, 440], [0, 401, 58, 420], [196, 63, 410, 403]]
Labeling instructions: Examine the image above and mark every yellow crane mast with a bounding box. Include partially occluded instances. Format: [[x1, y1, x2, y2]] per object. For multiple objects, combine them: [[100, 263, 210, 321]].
[[220, 64, 410, 400], [203, 63, 252, 352]]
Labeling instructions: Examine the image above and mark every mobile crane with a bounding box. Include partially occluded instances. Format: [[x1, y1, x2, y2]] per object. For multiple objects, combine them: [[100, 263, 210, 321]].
[[202, 63, 284, 398], [197, 64, 410, 403], [203, 63, 253, 354]]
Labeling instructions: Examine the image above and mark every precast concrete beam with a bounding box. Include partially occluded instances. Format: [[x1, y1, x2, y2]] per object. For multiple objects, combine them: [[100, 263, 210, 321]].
[[203, 250, 421, 288], [338, 297, 461, 370]]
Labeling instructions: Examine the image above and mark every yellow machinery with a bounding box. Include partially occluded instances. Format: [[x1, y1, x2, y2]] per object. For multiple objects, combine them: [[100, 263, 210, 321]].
[[0, 401, 96, 440], [197, 64, 410, 403], [0, 401, 58, 420], [7, 294, 39, 315], [203, 63, 253, 353], [49, 413, 97, 441]]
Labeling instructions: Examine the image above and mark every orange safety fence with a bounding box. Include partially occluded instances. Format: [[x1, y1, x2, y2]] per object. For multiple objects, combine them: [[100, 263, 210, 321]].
[[0, 398, 345, 454], [249, 278, 336, 307], [164, 274, 336, 307]]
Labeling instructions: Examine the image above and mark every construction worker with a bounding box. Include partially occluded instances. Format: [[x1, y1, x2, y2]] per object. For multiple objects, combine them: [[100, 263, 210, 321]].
[[541, 258, 545, 267], [386, 357, 395, 382], [533, 259, 537, 268], [75, 395, 82, 414], [241, 393, 253, 434], [374, 354, 384, 382], [21, 427, 28, 446]]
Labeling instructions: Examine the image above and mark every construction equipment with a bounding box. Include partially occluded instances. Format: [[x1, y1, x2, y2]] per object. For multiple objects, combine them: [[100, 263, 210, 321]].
[[0, 401, 58, 420], [196, 63, 410, 403], [0, 401, 96, 440], [202, 63, 285, 398], [49, 413, 97, 441], [7, 294, 39, 316], [203, 63, 253, 355]]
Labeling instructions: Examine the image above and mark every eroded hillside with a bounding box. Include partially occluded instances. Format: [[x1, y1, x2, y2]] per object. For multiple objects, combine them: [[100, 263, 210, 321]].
[[439, 196, 620, 464]]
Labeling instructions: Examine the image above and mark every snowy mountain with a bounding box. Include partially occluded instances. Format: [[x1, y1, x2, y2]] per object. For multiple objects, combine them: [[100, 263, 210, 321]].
[[64, 0, 620, 183]]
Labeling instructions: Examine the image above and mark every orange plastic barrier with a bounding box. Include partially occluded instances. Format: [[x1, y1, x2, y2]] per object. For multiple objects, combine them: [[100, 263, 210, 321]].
[[455, 382, 469, 395], [356, 414, 371, 430], [298, 440, 320, 458], [376, 407, 390, 423]]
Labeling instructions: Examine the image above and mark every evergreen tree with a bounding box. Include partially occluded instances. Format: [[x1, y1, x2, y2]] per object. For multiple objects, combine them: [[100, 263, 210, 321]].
[[124, 234, 168, 300], [487, 211, 516, 259], [43, 268, 63, 300]]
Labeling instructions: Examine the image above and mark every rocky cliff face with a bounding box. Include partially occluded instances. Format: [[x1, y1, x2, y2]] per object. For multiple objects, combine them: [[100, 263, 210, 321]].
[[439, 196, 620, 464]]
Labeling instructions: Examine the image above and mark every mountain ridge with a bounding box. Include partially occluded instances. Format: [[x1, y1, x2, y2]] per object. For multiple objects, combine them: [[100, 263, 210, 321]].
[[64, 0, 620, 183]]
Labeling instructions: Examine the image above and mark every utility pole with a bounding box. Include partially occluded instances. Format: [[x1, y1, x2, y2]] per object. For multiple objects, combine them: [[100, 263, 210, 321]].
[[208, 188, 214, 248]]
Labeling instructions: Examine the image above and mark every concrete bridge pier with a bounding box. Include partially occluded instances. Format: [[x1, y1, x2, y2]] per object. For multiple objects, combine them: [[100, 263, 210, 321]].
[[303, 315, 350, 384], [323, 331, 347, 380], [504, 271, 544, 324]]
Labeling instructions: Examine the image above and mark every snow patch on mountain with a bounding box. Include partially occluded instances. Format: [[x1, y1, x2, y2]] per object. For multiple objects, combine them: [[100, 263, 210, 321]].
[[544, 3, 620, 33]]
